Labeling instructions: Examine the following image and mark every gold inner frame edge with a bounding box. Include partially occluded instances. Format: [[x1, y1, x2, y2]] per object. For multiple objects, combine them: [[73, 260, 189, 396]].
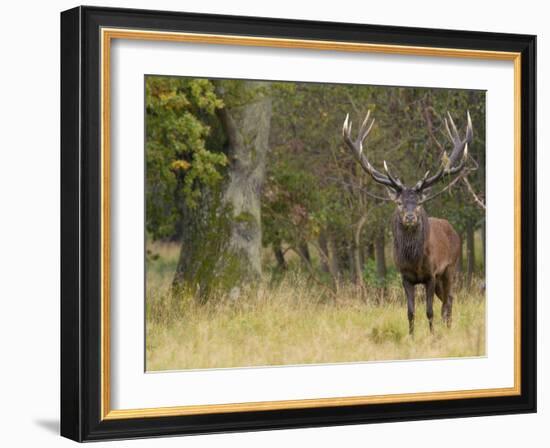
[[100, 27, 522, 421]]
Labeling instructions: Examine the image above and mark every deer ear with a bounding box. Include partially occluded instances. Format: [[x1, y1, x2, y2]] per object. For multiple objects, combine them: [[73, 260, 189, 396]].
[[386, 187, 399, 201]]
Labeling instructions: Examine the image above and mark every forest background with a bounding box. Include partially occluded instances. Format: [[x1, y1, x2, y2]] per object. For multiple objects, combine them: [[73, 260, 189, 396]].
[[144, 77, 486, 370]]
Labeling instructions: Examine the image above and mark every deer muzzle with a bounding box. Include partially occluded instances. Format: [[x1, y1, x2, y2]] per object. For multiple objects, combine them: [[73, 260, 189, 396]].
[[403, 213, 418, 227]]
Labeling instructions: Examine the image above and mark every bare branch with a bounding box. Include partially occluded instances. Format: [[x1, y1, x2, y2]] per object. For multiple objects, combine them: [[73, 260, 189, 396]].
[[418, 172, 465, 204], [422, 106, 445, 152], [289, 245, 338, 299], [462, 177, 486, 210]]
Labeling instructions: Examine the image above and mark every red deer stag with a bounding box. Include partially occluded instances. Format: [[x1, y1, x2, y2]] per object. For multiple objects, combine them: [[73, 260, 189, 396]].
[[342, 110, 473, 335]]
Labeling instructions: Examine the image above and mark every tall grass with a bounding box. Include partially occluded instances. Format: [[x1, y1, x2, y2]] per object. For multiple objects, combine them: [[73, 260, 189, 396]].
[[146, 242, 486, 372]]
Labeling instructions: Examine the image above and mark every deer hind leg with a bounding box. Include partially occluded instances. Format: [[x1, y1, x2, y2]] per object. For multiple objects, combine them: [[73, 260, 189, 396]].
[[435, 278, 444, 302], [425, 278, 436, 334]]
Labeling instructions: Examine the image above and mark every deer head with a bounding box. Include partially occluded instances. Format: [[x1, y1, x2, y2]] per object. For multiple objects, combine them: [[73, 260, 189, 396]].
[[342, 110, 473, 228]]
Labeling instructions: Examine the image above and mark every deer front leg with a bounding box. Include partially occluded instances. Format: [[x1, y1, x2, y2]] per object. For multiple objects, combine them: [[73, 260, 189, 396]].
[[425, 278, 435, 334], [403, 278, 416, 335]]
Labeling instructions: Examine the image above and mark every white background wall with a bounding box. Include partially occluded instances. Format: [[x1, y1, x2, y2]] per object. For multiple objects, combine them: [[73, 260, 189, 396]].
[[0, 1, 545, 446]]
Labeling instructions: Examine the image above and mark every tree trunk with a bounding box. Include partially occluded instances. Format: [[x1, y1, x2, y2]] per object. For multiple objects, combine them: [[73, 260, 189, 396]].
[[353, 213, 368, 289], [466, 222, 475, 288], [318, 232, 330, 273], [345, 246, 353, 282], [327, 235, 341, 286], [352, 244, 364, 289], [363, 242, 375, 270], [273, 244, 287, 271], [336, 238, 351, 278], [455, 232, 464, 287], [481, 218, 486, 274], [375, 231, 387, 282], [365, 242, 375, 260], [456, 233, 464, 274], [298, 242, 311, 268], [172, 81, 272, 300]]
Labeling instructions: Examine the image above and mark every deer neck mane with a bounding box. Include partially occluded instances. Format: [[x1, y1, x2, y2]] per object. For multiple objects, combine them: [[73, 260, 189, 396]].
[[392, 208, 429, 266]]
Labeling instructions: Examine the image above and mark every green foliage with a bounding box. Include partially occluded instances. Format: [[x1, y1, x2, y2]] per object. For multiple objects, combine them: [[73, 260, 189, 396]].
[[362, 259, 401, 288], [370, 322, 406, 344], [145, 76, 227, 239], [262, 160, 324, 247], [264, 80, 485, 278], [146, 76, 486, 295]]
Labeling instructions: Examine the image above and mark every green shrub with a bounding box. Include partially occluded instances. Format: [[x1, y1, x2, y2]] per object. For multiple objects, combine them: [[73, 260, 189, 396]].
[[362, 259, 401, 288]]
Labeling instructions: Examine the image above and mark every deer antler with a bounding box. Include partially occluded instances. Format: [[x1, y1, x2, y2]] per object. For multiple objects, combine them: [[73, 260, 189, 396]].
[[415, 111, 473, 192], [342, 112, 403, 191]]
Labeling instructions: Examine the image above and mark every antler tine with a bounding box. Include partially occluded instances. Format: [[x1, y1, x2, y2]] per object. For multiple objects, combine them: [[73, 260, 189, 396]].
[[414, 170, 431, 191], [446, 143, 469, 176], [358, 110, 373, 140], [383, 160, 403, 189], [342, 111, 402, 191], [417, 111, 473, 192], [444, 116, 454, 142], [359, 110, 370, 132], [447, 111, 460, 139], [342, 113, 350, 137], [361, 117, 376, 146], [448, 111, 473, 166], [466, 110, 473, 142]]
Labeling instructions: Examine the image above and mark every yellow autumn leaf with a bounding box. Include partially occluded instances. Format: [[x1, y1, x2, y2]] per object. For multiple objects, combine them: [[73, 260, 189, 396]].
[[171, 160, 191, 171]]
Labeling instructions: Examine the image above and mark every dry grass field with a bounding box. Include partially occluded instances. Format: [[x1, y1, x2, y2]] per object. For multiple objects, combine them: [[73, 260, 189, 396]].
[[145, 242, 486, 371]]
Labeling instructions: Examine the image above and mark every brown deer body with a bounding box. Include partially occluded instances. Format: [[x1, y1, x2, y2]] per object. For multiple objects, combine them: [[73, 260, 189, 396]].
[[342, 110, 473, 334], [392, 204, 461, 334]]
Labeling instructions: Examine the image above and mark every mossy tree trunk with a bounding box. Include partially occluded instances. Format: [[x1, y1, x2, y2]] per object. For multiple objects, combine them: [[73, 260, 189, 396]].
[[173, 81, 272, 300]]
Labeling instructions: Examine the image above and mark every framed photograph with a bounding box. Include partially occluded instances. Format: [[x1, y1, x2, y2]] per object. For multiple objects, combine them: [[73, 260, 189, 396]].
[[60, 6, 536, 442]]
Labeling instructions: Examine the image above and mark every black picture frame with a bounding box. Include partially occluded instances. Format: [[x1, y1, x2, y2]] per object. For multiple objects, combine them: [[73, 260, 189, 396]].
[[61, 5, 536, 442]]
